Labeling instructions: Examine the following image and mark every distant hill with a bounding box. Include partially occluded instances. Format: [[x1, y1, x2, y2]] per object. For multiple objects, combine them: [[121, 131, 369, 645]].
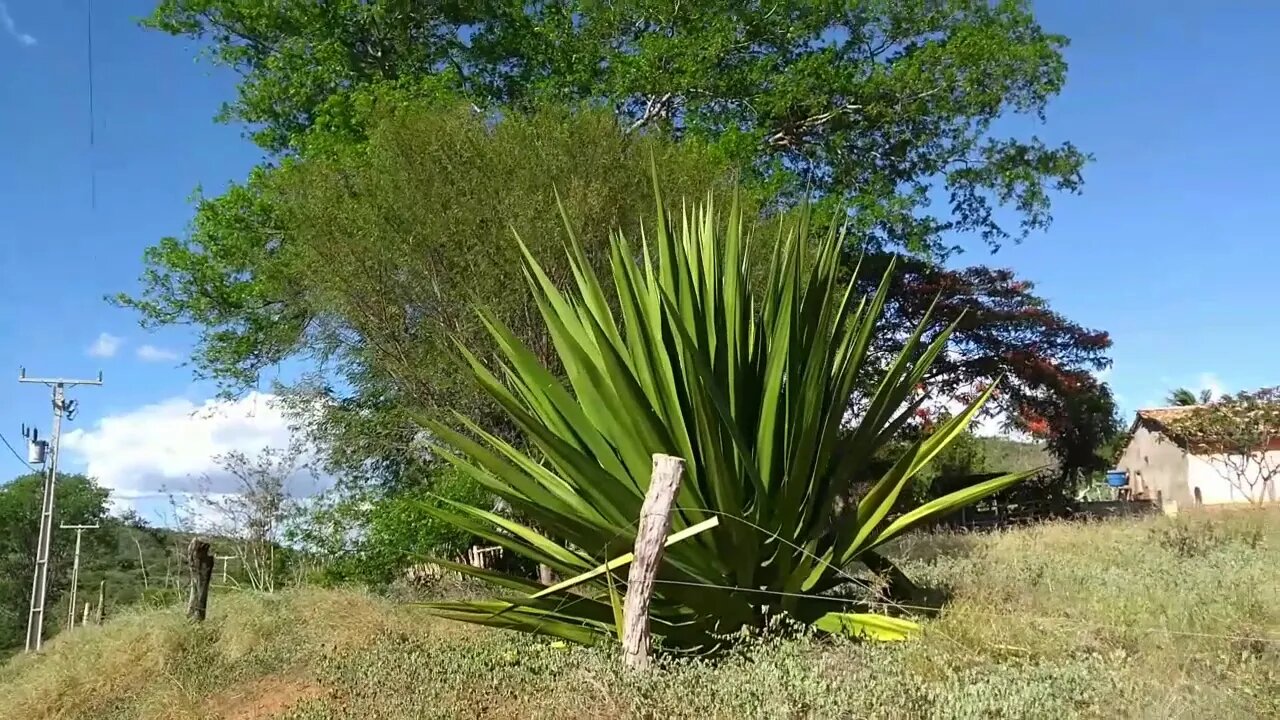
[[2, 518, 270, 658], [57, 522, 281, 624], [974, 436, 1053, 473]]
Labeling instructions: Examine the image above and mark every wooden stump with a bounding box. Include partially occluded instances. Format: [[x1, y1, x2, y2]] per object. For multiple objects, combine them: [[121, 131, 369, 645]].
[[186, 539, 215, 622], [621, 454, 686, 671]]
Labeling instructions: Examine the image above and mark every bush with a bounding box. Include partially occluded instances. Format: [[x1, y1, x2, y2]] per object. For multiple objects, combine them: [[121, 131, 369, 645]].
[[301, 467, 492, 587], [420, 177, 1031, 648]]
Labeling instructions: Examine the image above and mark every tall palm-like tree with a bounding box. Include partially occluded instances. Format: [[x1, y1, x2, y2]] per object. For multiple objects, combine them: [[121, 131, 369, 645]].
[[1166, 387, 1212, 406]]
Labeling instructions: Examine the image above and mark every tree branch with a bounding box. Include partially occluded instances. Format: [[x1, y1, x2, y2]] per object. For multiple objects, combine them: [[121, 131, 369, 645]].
[[625, 93, 675, 134], [765, 85, 945, 149]]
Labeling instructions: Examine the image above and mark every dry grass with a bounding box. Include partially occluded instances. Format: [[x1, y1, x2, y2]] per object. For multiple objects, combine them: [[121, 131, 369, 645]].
[[203, 676, 324, 720], [0, 589, 448, 720], [2, 509, 1277, 719]]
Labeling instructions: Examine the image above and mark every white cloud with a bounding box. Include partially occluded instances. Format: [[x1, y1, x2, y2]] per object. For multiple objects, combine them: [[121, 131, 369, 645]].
[[1194, 372, 1226, 402], [136, 344, 180, 363], [87, 332, 124, 358], [920, 388, 1017, 439], [0, 2, 36, 46], [62, 393, 324, 510]]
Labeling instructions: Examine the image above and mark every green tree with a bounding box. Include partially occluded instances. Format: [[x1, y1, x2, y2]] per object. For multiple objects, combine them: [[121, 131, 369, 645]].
[[122, 101, 732, 488], [1166, 387, 1212, 406], [126, 0, 1093, 485], [292, 466, 490, 586], [146, 0, 1085, 255], [879, 428, 989, 510], [0, 473, 110, 653], [123, 0, 1099, 560]]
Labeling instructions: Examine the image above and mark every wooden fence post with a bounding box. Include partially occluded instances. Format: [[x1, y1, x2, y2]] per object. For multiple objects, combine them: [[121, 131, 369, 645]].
[[95, 580, 105, 625], [186, 538, 215, 622], [621, 453, 686, 671]]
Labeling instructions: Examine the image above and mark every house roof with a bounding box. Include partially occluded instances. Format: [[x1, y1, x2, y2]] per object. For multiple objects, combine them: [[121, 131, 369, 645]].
[[1134, 406, 1202, 430], [1129, 405, 1280, 453], [1124, 406, 1202, 446]]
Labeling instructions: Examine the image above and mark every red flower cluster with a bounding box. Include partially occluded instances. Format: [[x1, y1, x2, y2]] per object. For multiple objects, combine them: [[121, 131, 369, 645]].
[[1021, 412, 1050, 438]]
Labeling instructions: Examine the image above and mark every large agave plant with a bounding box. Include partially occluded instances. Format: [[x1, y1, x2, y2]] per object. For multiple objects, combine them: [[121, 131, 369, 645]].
[[418, 177, 1032, 649]]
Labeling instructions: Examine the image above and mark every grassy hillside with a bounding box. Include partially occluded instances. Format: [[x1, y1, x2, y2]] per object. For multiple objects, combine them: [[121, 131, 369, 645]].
[[2, 510, 1277, 720], [975, 436, 1053, 472], [2, 519, 292, 659], [86, 525, 280, 611], [73, 524, 190, 610]]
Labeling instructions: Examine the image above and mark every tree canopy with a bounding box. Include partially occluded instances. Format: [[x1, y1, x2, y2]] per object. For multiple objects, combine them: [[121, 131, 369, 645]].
[[127, 0, 1096, 466], [120, 0, 1110, 560], [145, 0, 1086, 255], [1166, 387, 1213, 406], [852, 253, 1117, 479], [0, 474, 110, 652], [122, 100, 734, 484]]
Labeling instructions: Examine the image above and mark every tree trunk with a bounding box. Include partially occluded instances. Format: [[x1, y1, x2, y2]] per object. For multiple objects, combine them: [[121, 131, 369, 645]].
[[622, 454, 686, 671], [186, 539, 214, 622]]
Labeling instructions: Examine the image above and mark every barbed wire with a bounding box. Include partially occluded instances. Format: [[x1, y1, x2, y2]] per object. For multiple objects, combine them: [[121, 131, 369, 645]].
[[395, 503, 1280, 647]]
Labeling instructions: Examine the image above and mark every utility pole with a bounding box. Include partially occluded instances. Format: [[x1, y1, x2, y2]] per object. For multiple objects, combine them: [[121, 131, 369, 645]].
[[61, 523, 99, 628], [20, 367, 102, 652], [214, 555, 237, 584]]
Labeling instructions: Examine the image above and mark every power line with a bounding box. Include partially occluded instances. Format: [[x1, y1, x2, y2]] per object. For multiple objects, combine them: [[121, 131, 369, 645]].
[[86, 0, 97, 208], [0, 432, 34, 472]]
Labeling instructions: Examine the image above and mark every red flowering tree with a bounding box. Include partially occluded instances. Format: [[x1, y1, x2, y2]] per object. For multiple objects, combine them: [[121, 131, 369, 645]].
[[849, 252, 1120, 486]]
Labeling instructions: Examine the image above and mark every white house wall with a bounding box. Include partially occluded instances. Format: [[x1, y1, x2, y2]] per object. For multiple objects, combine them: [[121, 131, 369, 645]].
[[1187, 450, 1280, 505], [1116, 424, 1191, 505]]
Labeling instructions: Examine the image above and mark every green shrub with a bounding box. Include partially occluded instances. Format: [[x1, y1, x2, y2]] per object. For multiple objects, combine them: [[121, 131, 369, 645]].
[[420, 177, 1032, 648]]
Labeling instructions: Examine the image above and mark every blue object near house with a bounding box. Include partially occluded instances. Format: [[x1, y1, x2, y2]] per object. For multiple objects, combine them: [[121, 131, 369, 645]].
[[1105, 470, 1129, 488]]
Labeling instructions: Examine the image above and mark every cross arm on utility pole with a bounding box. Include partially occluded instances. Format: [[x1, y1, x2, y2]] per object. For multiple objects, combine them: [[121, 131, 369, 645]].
[[214, 555, 237, 584], [18, 368, 104, 387]]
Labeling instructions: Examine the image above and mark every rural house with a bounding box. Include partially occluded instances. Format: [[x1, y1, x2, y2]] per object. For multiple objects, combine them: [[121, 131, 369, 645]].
[[1116, 407, 1280, 507]]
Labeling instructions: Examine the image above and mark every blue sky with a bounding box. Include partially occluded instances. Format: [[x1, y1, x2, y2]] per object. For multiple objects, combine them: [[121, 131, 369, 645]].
[[0, 0, 1277, 516]]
